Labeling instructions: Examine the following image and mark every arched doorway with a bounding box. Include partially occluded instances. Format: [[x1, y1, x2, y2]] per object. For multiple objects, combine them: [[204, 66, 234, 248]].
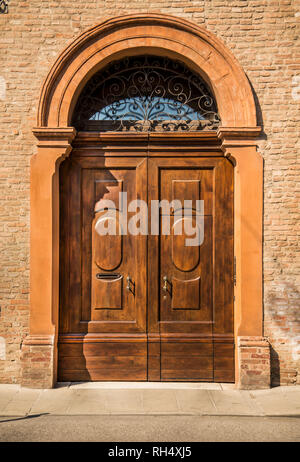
[[58, 54, 233, 382], [21, 14, 267, 389]]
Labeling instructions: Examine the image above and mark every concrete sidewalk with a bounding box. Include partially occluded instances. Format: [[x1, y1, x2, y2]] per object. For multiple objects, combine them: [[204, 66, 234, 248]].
[[0, 382, 299, 417]]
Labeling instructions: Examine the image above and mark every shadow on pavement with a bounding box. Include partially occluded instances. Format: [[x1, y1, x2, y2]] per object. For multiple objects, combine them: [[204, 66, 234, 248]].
[[0, 413, 49, 424]]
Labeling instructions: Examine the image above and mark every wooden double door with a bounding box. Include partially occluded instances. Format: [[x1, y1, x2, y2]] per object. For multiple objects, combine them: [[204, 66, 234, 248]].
[[58, 151, 234, 382]]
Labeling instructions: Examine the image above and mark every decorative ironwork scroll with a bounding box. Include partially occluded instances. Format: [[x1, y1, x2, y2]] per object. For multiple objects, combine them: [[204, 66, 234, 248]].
[[72, 56, 221, 132], [0, 0, 9, 14]]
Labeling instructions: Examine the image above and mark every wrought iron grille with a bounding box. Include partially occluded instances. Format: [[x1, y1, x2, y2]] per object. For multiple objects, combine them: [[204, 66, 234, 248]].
[[0, 0, 9, 14], [72, 55, 221, 132]]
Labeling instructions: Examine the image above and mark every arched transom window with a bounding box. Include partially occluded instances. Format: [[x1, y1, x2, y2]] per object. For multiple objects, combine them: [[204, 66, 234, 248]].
[[72, 55, 221, 132]]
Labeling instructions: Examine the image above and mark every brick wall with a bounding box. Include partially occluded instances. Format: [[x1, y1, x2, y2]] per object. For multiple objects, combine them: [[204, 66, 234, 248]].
[[237, 337, 271, 389], [0, 0, 299, 385]]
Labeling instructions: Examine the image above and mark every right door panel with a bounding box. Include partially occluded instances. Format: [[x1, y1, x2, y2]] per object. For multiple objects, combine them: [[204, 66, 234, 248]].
[[148, 157, 234, 382]]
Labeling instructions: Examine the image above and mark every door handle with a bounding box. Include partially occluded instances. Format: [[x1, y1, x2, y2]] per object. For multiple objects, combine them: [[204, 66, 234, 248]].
[[162, 275, 169, 292], [126, 276, 135, 295]]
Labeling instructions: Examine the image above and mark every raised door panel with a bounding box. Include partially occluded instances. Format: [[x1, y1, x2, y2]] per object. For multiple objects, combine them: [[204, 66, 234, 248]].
[[160, 214, 213, 330], [91, 275, 123, 311], [171, 277, 201, 310]]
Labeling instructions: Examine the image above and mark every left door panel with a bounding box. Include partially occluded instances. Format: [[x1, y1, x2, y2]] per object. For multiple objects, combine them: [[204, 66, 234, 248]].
[[58, 156, 148, 381]]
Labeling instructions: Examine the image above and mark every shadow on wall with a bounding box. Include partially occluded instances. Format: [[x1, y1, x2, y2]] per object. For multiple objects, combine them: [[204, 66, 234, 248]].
[[270, 345, 280, 387], [247, 77, 266, 140]]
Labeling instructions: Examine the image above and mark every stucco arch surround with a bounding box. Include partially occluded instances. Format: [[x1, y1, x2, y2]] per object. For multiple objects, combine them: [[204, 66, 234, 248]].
[[23, 14, 268, 389], [38, 14, 256, 128]]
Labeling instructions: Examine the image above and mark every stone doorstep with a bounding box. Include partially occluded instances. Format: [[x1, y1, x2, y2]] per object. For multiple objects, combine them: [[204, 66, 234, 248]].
[[59, 382, 226, 390]]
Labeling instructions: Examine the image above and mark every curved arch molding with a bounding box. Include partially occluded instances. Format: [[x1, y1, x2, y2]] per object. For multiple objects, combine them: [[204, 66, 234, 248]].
[[38, 13, 257, 128]]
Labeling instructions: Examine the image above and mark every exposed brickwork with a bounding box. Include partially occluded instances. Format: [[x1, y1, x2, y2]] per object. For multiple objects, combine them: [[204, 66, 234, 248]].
[[237, 336, 271, 389], [20, 336, 54, 388], [0, 1, 299, 385]]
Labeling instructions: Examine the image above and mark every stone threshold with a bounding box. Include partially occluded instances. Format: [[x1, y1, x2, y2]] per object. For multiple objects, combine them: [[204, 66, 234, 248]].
[[56, 382, 236, 390]]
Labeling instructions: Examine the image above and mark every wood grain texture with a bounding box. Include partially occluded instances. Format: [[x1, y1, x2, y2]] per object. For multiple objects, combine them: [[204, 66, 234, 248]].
[[59, 143, 234, 382], [161, 341, 213, 381], [213, 343, 235, 382], [58, 338, 147, 381]]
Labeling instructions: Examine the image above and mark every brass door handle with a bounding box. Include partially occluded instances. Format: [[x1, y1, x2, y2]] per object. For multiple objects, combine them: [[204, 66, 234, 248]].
[[163, 276, 168, 291], [126, 276, 135, 295]]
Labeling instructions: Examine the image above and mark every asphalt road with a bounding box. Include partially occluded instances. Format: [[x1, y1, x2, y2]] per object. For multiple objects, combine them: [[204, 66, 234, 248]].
[[0, 415, 299, 442]]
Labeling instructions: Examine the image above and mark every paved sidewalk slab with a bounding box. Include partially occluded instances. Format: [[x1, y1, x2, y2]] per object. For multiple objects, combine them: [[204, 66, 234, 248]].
[[250, 388, 300, 416], [29, 388, 73, 415], [0, 383, 299, 417], [175, 389, 216, 414], [0, 385, 20, 414], [103, 389, 144, 415], [207, 390, 263, 416], [2, 388, 41, 416], [65, 389, 109, 415], [142, 389, 178, 414]]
